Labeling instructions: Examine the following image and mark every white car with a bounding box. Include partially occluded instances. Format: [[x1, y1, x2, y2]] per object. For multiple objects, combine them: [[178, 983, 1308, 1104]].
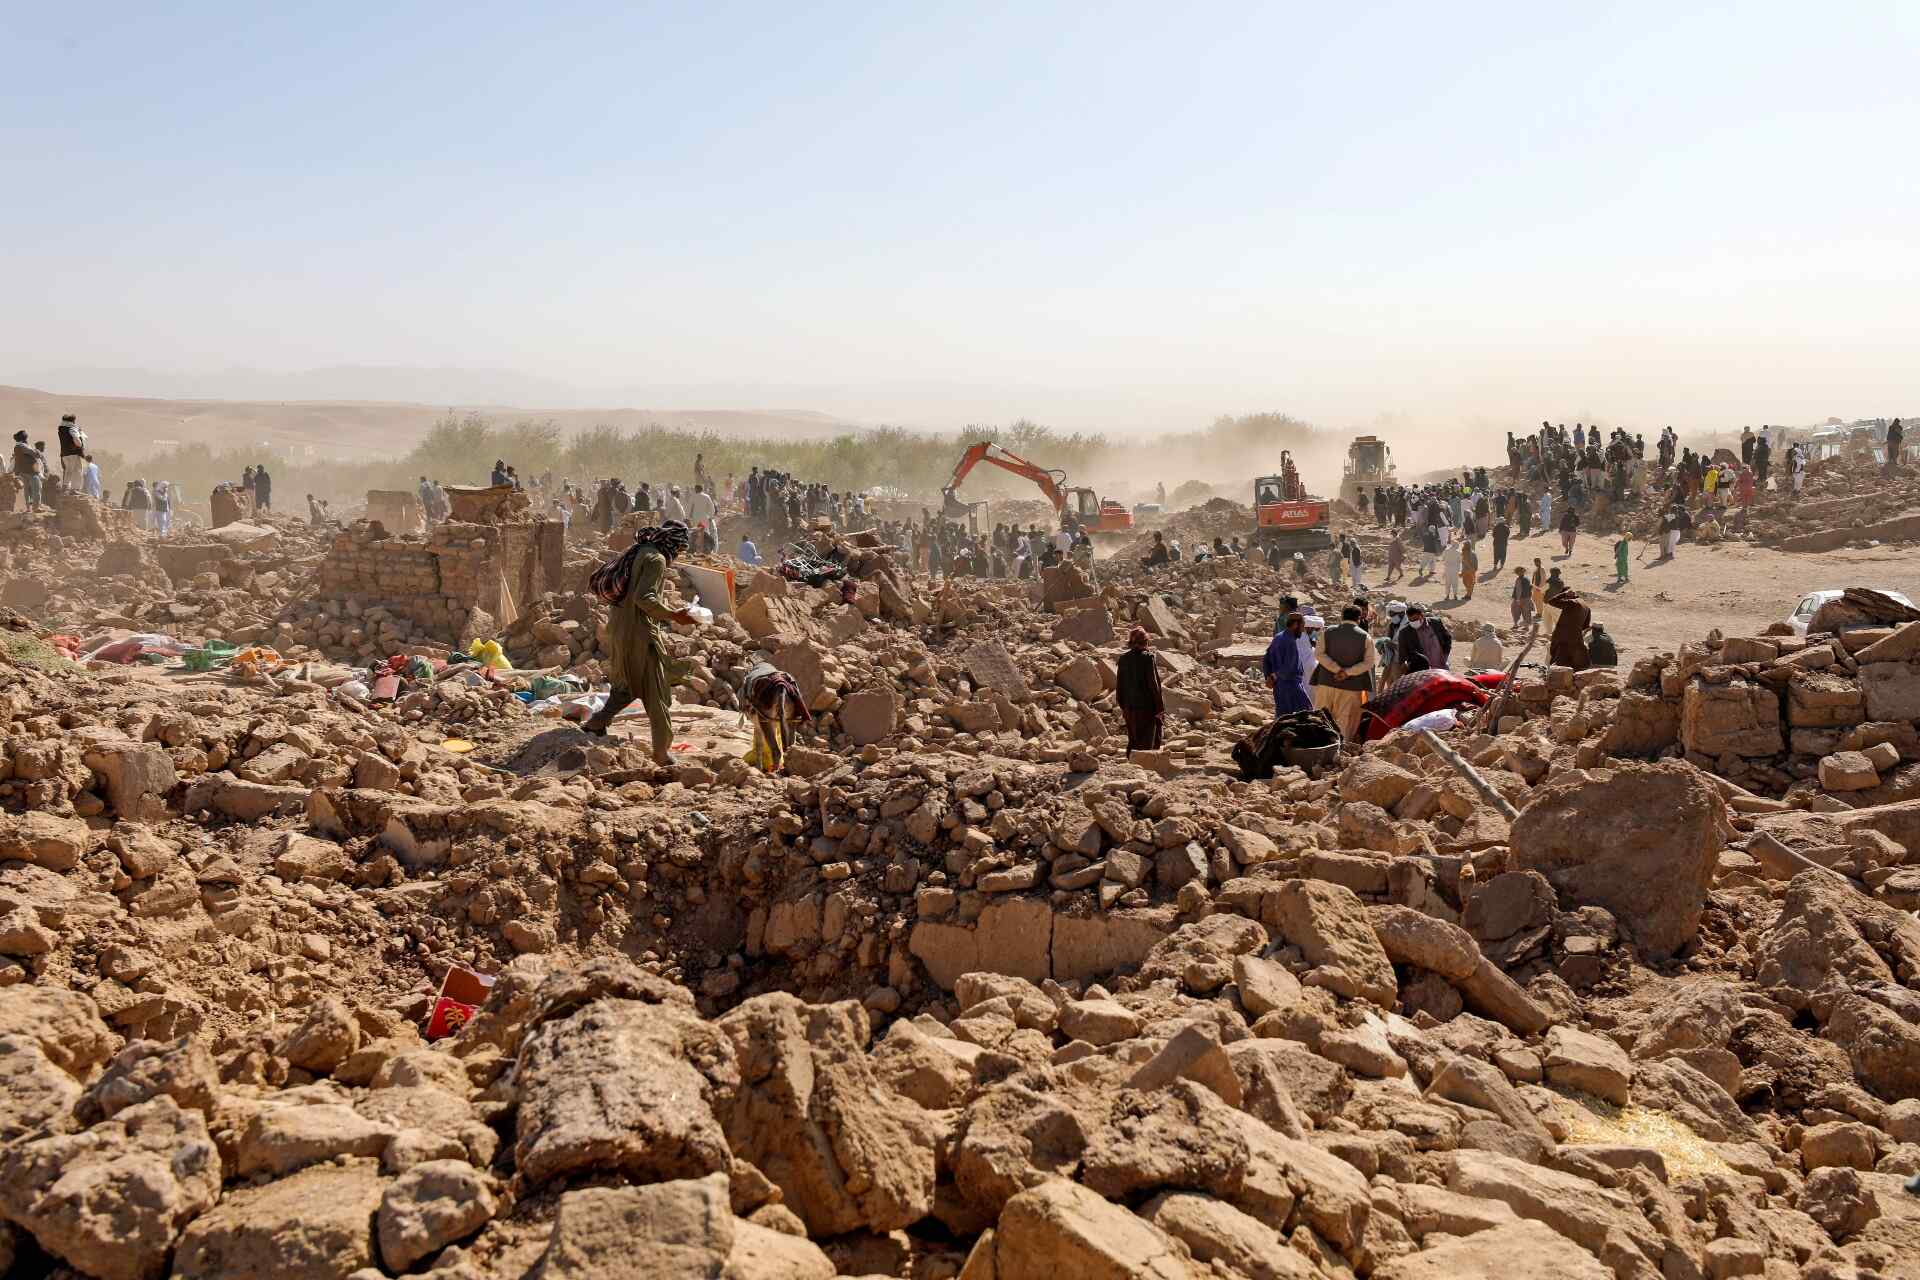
[[1787, 589, 1916, 636]]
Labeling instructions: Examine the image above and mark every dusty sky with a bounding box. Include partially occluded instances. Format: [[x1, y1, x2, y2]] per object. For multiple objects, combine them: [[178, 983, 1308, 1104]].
[[4, 2, 1917, 436]]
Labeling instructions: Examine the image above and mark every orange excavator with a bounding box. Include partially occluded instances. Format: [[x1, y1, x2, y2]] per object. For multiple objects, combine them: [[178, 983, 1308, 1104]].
[[942, 441, 1134, 535], [1253, 449, 1333, 553]]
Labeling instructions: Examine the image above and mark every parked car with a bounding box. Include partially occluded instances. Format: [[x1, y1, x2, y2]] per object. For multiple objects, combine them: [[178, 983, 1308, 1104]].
[[1786, 588, 1917, 636]]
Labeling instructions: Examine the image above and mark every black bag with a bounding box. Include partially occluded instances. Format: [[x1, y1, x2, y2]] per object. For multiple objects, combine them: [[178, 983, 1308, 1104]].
[[1231, 708, 1341, 781]]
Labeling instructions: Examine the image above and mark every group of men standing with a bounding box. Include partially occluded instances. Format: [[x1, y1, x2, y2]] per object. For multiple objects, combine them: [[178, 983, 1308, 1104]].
[[9, 414, 102, 510], [1258, 596, 1459, 739]]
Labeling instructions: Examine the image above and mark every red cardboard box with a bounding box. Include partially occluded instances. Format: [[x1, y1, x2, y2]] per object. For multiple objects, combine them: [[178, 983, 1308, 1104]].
[[424, 965, 495, 1040]]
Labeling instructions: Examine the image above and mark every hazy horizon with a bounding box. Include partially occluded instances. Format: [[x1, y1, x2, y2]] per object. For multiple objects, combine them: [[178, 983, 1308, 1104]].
[[6, 3, 1917, 440]]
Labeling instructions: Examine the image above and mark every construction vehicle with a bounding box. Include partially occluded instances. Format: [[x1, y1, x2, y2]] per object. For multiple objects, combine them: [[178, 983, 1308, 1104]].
[[1253, 450, 1333, 553], [1340, 435, 1397, 507], [942, 441, 1134, 536]]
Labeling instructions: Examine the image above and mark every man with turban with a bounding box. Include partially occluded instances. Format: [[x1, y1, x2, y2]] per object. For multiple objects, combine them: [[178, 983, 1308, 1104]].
[[584, 521, 698, 762]]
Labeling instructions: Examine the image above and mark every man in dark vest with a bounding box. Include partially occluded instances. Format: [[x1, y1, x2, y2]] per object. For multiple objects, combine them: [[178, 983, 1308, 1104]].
[[1311, 604, 1375, 739]]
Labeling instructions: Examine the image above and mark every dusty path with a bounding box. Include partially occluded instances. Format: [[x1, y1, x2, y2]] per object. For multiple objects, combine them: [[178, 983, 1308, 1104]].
[[1351, 529, 1920, 666]]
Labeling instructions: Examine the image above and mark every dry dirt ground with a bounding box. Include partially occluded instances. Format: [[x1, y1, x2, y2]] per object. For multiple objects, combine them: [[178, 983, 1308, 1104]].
[[1369, 532, 1920, 666]]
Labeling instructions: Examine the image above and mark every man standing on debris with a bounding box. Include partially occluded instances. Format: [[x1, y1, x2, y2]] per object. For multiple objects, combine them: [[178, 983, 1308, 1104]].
[[82, 454, 101, 499], [688, 483, 717, 553], [584, 521, 697, 763], [1115, 627, 1164, 754], [57, 414, 85, 491], [1384, 529, 1404, 583], [1753, 433, 1772, 490], [11, 431, 43, 509], [1887, 418, 1904, 476], [1262, 612, 1313, 717], [1311, 605, 1373, 739]]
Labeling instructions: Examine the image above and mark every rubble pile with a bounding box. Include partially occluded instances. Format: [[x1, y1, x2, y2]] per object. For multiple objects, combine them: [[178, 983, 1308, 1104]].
[[1490, 594, 1920, 827], [1745, 458, 1920, 553], [1111, 497, 1254, 561], [1, 490, 1919, 1278], [0, 495, 334, 648]]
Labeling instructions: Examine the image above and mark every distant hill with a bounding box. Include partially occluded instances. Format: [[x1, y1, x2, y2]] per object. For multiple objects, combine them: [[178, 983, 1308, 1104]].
[[0, 383, 862, 463]]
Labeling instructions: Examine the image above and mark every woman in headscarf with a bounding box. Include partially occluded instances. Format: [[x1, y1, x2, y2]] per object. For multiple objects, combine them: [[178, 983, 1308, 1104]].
[[1547, 585, 1592, 670], [1115, 627, 1164, 754], [583, 521, 697, 763]]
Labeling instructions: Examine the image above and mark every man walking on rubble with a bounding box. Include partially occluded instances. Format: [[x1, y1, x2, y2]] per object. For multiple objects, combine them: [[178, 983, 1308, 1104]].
[[583, 521, 699, 764]]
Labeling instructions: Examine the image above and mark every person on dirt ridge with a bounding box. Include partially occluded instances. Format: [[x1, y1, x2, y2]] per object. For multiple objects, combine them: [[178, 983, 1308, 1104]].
[[583, 521, 697, 763]]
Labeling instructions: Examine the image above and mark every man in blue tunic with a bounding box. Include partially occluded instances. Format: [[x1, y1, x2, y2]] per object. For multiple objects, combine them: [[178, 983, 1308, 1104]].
[[1262, 612, 1313, 717]]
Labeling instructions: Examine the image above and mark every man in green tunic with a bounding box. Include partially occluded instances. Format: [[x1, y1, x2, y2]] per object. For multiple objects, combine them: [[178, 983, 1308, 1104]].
[[584, 521, 697, 762]]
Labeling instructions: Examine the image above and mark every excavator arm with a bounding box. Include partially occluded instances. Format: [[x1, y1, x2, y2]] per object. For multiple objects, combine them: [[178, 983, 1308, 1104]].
[[946, 441, 1069, 513]]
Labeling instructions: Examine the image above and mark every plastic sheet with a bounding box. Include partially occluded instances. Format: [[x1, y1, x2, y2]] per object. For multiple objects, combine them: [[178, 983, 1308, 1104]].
[[465, 638, 512, 670]]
